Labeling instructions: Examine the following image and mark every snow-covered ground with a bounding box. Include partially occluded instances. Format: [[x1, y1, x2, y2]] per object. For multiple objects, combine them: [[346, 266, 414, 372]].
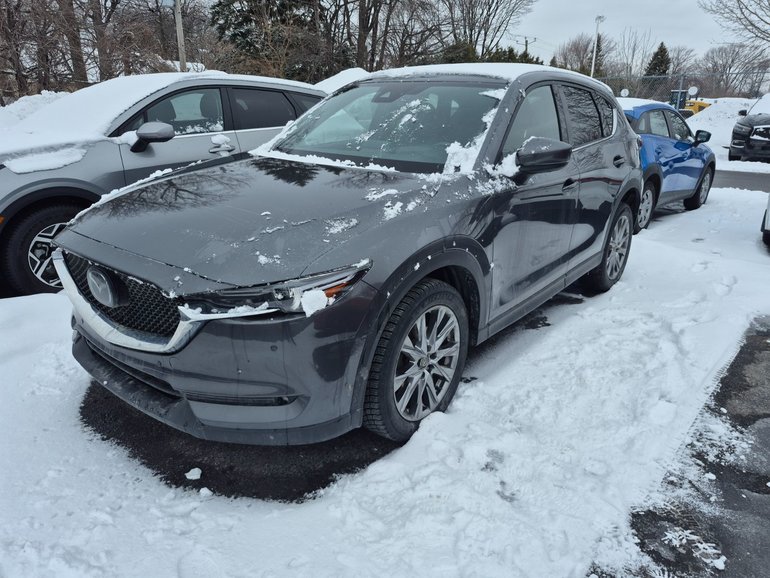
[[2, 188, 770, 577], [687, 97, 770, 173]]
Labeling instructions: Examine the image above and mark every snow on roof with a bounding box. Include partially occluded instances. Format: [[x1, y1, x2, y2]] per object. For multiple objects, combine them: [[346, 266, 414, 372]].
[[0, 72, 322, 163], [368, 63, 611, 91], [13, 72, 317, 138], [616, 97, 673, 113], [314, 68, 369, 94]]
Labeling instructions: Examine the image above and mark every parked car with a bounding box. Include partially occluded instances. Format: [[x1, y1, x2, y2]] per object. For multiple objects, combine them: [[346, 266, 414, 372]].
[[618, 98, 715, 232], [729, 94, 770, 162], [763, 193, 770, 247], [54, 63, 642, 445], [0, 72, 325, 295]]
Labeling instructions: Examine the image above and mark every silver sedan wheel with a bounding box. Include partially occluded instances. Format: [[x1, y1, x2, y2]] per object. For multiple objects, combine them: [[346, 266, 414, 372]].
[[606, 213, 631, 281], [638, 186, 654, 229], [393, 305, 461, 421], [28, 222, 67, 288]]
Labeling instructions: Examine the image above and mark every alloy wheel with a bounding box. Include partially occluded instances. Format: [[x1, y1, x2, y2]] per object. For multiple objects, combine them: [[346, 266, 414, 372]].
[[606, 214, 630, 281], [638, 187, 654, 229], [27, 222, 67, 288], [393, 305, 461, 421], [699, 170, 711, 204]]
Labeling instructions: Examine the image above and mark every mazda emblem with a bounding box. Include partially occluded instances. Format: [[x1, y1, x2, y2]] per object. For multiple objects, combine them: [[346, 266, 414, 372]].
[[87, 267, 121, 308]]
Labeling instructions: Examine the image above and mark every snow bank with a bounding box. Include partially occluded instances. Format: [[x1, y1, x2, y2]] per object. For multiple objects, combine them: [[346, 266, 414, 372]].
[[2, 188, 770, 576]]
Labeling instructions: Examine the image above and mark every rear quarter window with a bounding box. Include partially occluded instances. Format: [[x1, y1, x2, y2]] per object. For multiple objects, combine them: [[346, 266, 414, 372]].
[[561, 85, 602, 146]]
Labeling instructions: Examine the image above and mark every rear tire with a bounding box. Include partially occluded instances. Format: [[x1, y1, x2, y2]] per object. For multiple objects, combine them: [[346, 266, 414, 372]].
[[635, 180, 656, 233], [583, 203, 633, 293], [684, 168, 712, 211], [0, 203, 83, 295], [363, 279, 469, 442]]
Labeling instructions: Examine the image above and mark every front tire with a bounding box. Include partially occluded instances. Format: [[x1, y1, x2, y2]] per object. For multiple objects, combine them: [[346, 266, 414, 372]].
[[363, 279, 469, 442], [583, 203, 633, 293], [0, 203, 83, 295], [684, 168, 712, 211]]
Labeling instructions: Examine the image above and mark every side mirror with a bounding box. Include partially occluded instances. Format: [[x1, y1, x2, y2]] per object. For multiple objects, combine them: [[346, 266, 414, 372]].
[[694, 130, 711, 145], [738, 109, 747, 117], [516, 137, 573, 173], [131, 122, 175, 153]]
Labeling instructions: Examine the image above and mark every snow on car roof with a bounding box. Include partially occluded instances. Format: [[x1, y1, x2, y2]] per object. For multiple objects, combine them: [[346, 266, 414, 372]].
[[315, 68, 370, 94], [13, 72, 318, 137], [368, 63, 611, 90], [616, 97, 674, 113]]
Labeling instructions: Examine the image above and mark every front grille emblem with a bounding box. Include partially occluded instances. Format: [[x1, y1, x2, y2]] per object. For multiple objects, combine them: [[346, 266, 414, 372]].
[[87, 266, 124, 308]]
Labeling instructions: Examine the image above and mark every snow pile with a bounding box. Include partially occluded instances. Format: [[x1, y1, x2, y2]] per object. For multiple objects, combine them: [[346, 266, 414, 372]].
[[1, 188, 770, 576], [0, 91, 67, 128]]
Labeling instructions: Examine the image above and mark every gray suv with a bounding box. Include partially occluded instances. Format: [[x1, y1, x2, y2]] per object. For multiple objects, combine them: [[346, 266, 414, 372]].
[[55, 64, 643, 445], [0, 73, 324, 295]]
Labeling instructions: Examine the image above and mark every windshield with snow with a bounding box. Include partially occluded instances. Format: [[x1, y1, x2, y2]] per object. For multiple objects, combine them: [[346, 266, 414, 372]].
[[273, 79, 506, 173]]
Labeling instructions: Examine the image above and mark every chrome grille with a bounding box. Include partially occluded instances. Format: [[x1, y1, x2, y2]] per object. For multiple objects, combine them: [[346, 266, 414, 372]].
[[64, 252, 181, 338]]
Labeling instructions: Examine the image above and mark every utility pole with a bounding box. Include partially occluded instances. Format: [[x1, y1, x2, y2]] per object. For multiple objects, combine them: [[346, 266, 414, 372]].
[[590, 15, 605, 78], [174, 0, 187, 71]]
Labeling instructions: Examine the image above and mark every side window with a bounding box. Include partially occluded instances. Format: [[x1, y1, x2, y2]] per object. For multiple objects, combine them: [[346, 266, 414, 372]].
[[561, 85, 602, 146], [665, 110, 691, 141], [145, 88, 224, 135], [231, 88, 296, 129], [638, 110, 669, 137], [290, 92, 323, 114], [597, 96, 615, 137], [502, 85, 561, 156]]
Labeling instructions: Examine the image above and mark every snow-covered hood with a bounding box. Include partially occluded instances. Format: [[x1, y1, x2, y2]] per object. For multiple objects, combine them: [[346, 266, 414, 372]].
[[58, 155, 444, 291]]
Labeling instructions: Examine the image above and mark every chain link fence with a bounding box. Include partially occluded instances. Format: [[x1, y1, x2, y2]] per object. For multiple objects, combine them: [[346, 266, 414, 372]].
[[597, 71, 770, 111]]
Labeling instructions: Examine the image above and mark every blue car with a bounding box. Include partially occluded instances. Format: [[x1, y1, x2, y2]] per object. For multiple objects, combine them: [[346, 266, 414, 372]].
[[618, 98, 716, 231]]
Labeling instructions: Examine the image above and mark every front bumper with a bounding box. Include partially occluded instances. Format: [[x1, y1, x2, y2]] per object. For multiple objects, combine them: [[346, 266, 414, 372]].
[[730, 130, 770, 161], [69, 279, 381, 445]]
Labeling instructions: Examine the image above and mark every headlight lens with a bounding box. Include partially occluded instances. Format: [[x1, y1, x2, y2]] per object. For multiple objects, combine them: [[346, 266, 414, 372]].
[[181, 259, 371, 320]]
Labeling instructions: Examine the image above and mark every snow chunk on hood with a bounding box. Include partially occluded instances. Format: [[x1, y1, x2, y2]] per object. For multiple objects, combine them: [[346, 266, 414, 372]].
[[4, 147, 87, 173]]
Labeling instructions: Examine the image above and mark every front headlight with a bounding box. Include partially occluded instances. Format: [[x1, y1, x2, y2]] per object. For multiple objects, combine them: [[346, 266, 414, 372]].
[[180, 259, 371, 320]]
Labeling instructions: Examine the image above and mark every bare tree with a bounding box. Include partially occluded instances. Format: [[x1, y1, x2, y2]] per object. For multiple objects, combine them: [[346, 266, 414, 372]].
[[440, 0, 535, 57], [668, 45, 697, 76], [613, 27, 655, 78], [699, 0, 770, 44], [697, 43, 770, 96], [554, 33, 593, 73]]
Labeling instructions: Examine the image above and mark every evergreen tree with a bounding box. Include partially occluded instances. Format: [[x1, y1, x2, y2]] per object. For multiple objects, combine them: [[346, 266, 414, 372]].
[[482, 46, 543, 64], [549, 56, 558, 67], [644, 42, 671, 76], [440, 42, 479, 63]]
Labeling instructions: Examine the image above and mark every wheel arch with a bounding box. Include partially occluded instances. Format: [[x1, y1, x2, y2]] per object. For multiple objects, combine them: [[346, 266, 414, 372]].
[[0, 187, 98, 241], [347, 237, 490, 424]]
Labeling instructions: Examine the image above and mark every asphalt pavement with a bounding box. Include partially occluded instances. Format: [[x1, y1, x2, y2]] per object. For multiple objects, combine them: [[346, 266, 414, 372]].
[[714, 169, 770, 193]]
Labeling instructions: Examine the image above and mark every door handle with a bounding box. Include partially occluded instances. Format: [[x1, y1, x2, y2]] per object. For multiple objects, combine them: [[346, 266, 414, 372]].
[[562, 178, 578, 192], [613, 155, 626, 167], [209, 144, 235, 154]]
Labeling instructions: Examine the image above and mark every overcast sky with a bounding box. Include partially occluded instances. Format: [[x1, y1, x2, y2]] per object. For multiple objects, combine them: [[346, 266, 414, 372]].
[[511, 0, 736, 64]]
